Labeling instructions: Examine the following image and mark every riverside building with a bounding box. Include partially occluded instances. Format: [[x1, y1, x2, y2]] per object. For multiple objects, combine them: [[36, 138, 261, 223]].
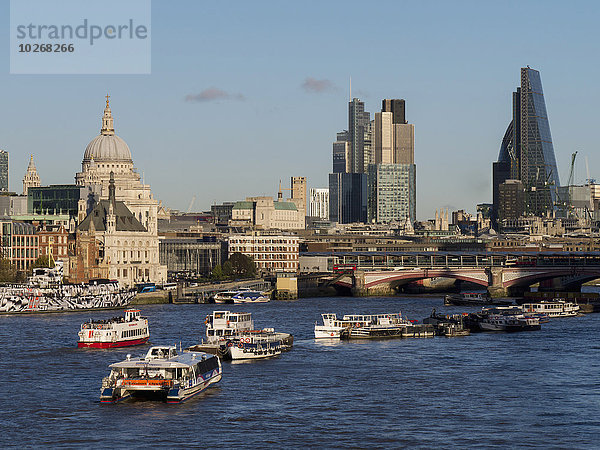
[[228, 233, 299, 273]]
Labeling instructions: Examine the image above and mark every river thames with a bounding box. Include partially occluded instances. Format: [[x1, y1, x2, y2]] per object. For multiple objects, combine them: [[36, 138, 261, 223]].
[[0, 295, 599, 448]]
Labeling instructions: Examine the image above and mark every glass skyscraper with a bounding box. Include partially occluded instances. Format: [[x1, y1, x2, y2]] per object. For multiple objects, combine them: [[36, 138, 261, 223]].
[[494, 67, 560, 218], [367, 163, 416, 224]]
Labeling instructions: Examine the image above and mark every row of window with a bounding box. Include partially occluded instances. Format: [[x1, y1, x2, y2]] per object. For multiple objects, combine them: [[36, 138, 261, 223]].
[[121, 327, 147, 339], [257, 262, 298, 269], [12, 236, 39, 246], [40, 235, 67, 244], [115, 268, 151, 278], [230, 239, 298, 245]]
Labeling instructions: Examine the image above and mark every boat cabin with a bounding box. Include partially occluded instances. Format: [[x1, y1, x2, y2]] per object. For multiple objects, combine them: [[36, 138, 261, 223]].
[[145, 346, 178, 360], [125, 309, 142, 322], [205, 311, 253, 341]]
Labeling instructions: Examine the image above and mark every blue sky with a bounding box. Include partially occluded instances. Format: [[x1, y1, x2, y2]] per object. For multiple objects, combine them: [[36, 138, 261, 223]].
[[1, 0, 599, 219]]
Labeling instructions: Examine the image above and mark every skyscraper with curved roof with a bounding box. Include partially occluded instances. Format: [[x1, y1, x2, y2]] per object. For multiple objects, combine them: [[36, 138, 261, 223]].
[[493, 67, 560, 221]]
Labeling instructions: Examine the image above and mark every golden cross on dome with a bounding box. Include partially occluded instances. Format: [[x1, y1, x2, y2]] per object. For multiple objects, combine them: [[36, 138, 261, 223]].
[[105, 93, 110, 107]]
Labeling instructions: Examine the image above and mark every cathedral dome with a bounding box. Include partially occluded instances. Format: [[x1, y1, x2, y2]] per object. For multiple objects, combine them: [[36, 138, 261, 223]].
[[84, 134, 132, 162], [83, 95, 133, 163]]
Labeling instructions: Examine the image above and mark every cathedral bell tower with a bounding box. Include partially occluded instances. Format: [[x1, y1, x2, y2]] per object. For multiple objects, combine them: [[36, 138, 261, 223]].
[[101, 94, 115, 136]]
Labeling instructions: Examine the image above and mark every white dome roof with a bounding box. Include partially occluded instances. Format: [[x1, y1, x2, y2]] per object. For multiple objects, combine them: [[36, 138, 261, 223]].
[[83, 134, 132, 163]]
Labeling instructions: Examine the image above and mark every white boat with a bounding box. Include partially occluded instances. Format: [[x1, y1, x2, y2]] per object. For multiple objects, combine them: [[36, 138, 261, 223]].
[[314, 313, 412, 339], [100, 345, 222, 403], [78, 309, 149, 348], [213, 288, 254, 304], [520, 299, 580, 317], [231, 290, 270, 303], [0, 262, 135, 314], [186, 310, 292, 360], [213, 290, 239, 304], [479, 313, 541, 332], [229, 330, 282, 359]]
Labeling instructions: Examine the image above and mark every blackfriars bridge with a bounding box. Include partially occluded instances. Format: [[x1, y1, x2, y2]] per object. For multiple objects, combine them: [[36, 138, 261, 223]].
[[301, 251, 600, 297]]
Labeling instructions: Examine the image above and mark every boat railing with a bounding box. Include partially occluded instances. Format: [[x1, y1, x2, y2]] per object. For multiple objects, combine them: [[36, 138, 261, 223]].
[[120, 378, 173, 388]]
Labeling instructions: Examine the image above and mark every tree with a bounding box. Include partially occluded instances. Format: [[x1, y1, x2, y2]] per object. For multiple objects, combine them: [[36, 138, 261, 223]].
[[222, 261, 233, 279], [228, 252, 256, 279], [0, 258, 16, 283], [211, 264, 224, 281], [32, 255, 54, 269]]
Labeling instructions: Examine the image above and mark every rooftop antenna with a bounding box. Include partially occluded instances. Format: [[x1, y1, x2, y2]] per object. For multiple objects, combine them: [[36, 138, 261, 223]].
[[349, 76, 351, 101]]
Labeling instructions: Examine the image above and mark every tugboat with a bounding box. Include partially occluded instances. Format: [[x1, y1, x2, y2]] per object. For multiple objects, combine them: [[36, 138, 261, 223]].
[[186, 311, 293, 360], [78, 309, 149, 348], [100, 345, 222, 403]]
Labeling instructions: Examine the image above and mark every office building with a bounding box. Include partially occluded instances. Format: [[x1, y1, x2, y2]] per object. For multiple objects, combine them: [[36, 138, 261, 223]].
[[493, 67, 560, 218], [367, 164, 416, 224], [309, 188, 329, 220], [348, 98, 371, 173], [0, 150, 8, 192], [228, 234, 299, 273], [369, 99, 417, 224], [498, 179, 525, 221], [332, 139, 351, 173], [328, 172, 367, 223]]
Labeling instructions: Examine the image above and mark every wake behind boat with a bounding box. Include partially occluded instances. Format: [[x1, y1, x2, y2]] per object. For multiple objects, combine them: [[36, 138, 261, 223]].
[[100, 346, 222, 403], [78, 309, 149, 348]]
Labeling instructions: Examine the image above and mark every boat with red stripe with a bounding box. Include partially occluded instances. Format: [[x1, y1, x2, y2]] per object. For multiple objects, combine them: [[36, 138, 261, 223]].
[[100, 346, 222, 403], [78, 309, 149, 348]]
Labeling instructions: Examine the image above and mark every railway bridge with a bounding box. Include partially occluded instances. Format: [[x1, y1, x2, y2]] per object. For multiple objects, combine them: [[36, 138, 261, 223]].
[[302, 251, 600, 297]]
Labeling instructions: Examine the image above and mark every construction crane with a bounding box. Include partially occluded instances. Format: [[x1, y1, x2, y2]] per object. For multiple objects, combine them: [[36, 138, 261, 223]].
[[186, 196, 196, 213], [567, 151, 578, 187]]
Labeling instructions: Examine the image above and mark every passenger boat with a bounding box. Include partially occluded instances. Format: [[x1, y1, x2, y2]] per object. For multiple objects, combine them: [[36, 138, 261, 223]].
[[315, 313, 416, 339], [478, 313, 541, 332], [228, 330, 282, 359], [78, 309, 149, 348], [466, 307, 542, 332], [186, 310, 293, 360], [444, 292, 513, 307], [100, 345, 222, 403], [0, 262, 135, 314], [520, 299, 580, 318], [213, 290, 240, 304], [231, 290, 270, 303]]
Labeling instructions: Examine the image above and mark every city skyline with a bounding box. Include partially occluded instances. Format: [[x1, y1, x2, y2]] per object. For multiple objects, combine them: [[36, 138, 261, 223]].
[[1, 1, 599, 219]]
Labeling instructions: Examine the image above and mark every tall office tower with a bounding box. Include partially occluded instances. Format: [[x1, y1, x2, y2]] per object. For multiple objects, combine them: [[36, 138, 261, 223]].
[[332, 137, 351, 173], [328, 172, 367, 223], [0, 150, 8, 192], [369, 99, 416, 224], [290, 176, 307, 215], [382, 99, 406, 124], [348, 98, 371, 173], [374, 112, 394, 164], [309, 188, 329, 220], [493, 67, 560, 219], [362, 120, 374, 172], [22, 155, 41, 196], [367, 164, 416, 224]]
